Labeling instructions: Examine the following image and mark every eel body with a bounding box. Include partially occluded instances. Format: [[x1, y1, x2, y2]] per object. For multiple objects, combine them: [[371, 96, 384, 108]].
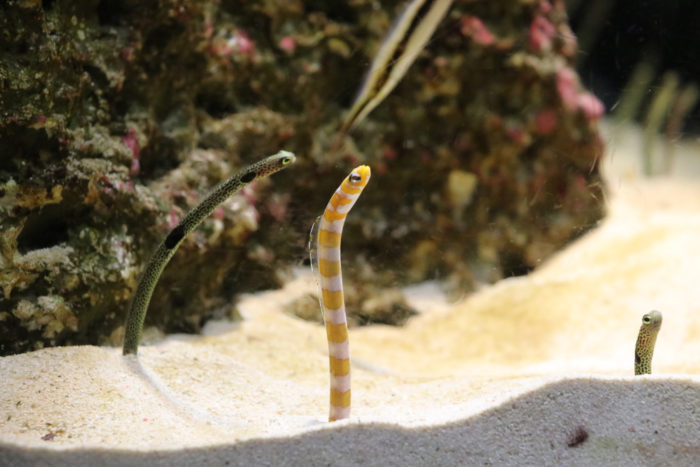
[[123, 150, 296, 355], [634, 310, 662, 375], [311, 165, 371, 421]]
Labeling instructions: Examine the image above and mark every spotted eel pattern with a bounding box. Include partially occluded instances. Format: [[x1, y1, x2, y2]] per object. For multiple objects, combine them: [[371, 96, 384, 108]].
[[123, 150, 296, 355], [312, 165, 371, 421], [634, 310, 662, 375]]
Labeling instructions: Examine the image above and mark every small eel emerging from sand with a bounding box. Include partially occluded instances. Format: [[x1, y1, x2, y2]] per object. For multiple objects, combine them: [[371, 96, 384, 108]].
[[310, 165, 371, 421], [123, 150, 296, 356], [634, 310, 662, 375]]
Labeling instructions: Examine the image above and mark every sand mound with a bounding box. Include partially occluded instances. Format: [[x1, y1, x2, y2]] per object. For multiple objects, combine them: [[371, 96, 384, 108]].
[[2, 125, 699, 464]]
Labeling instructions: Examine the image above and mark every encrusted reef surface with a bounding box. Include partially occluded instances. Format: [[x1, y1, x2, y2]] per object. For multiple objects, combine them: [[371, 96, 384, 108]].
[[0, 0, 604, 354]]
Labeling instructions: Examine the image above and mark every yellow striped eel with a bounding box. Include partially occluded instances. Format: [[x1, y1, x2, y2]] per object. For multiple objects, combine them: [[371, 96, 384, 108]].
[[341, 0, 453, 133], [310, 165, 371, 421], [634, 310, 662, 375], [123, 150, 296, 355]]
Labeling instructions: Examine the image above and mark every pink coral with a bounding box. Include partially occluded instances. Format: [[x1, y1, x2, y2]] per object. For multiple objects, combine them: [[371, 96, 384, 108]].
[[241, 184, 258, 205], [577, 92, 605, 120], [123, 128, 140, 175], [279, 36, 295, 53], [266, 193, 291, 222], [116, 181, 135, 192], [505, 126, 525, 145], [278, 127, 296, 141], [460, 16, 495, 46], [120, 47, 134, 61], [534, 110, 557, 134], [233, 31, 255, 58], [556, 68, 605, 120], [529, 16, 556, 52], [210, 30, 256, 60], [209, 38, 232, 57], [383, 145, 398, 161], [556, 67, 579, 111], [168, 207, 180, 229], [212, 207, 225, 220]]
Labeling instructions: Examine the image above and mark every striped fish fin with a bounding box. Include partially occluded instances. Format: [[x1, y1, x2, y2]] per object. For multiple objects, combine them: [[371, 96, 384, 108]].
[[308, 215, 325, 321], [341, 0, 453, 133]]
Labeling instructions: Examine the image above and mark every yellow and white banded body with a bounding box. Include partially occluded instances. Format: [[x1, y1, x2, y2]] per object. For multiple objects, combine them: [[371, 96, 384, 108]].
[[312, 165, 371, 421]]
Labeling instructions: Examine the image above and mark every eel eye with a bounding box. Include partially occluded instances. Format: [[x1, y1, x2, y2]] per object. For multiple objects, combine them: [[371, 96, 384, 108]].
[[643, 315, 651, 324], [349, 173, 361, 183], [282, 156, 292, 165]]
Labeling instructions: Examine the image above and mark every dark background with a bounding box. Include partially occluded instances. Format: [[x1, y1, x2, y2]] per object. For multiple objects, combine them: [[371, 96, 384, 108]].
[[568, 0, 700, 131]]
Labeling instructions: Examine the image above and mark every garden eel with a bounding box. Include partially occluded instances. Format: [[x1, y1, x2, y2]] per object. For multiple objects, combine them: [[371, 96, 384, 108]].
[[310, 165, 371, 421], [123, 150, 296, 356], [634, 310, 662, 375]]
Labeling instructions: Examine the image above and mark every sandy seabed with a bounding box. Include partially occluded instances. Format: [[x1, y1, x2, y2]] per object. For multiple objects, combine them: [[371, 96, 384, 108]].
[[1, 124, 700, 465]]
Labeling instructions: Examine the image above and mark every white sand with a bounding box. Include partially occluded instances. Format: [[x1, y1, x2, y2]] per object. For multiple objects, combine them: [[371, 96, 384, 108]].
[[1, 123, 700, 465]]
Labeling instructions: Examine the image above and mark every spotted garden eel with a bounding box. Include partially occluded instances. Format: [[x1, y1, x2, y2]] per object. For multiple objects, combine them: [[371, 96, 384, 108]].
[[123, 150, 296, 356], [310, 165, 371, 421], [634, 310, 662, 375]]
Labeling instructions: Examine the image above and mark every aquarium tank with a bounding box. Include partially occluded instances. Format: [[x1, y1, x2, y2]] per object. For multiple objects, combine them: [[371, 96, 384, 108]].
[[0, 0, 697, 360], [2, 1, 700, 465]]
